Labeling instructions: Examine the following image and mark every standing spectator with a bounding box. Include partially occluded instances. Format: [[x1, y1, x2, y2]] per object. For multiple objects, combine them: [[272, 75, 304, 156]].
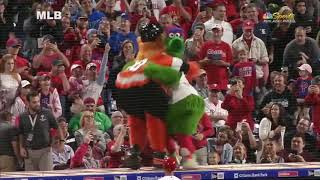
[[69, 97, 112, 134], [199, 23, 232, 92], [194, 69, 209, 99], [192, 113, 214, 165], [0, 111, 19, 172], [305, 75, 320, 137], [82, 44, 110, 110], [222, 77, 255, 131], [129, 0, 166, 21], [284, 118, 317, 155], [283, 27, 320, 79], [0, 54, 21, 112], [37, 72, 62, 119], [259, 103, 286, 153], [18, 91, 58, 171], [204, 3, 233, 46], [79, 0, 105, 28], [6, 38, 33, 82], [32, 35, 70, 72], [232, 19, 269, 97], [159, 14, 173, 29], [294, 64, 313, 120], [232, 47, 256, 96], [160, 0, 193, 35], [185, 22, 205, 62], [0, 0, 14, 50], [292, 0, 318, 39], [107, 124, 130, 168], [69, 63, 85, 96], [270, 6, 295, 73], [259, 73, 297, 127], [127, 0, 157, 31], [109, 14, 138, 56], [10, 80, 32, 117]]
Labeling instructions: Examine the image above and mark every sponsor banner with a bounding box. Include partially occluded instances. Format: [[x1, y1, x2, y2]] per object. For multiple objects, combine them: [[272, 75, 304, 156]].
[[233, 172, 268, 179], [278, 171, 298, 177], [211, 172, 224, 179], [84, 177, 104, 180], [181, 174, 201, 180], [308, 169, 320, 177], [114, 175, 128, 180]]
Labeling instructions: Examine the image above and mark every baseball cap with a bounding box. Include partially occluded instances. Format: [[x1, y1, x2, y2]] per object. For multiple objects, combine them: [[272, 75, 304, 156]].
[[297, 63, 312, 74], [242, 19, 255, 30], [211, 23, 223, 31], [120, 13, 129, 21], [6, 38, 21, 48], [209, 84, 220, 91], [86, 29, 98, 39], [21, 80, 31, 88], [86, 62, 97, 70], [37, 72, 50, 81], [52, 59, 64, 66], [83, 97, 96, 105], [70, 63, 83, 71], [193, 22, 205, 32]]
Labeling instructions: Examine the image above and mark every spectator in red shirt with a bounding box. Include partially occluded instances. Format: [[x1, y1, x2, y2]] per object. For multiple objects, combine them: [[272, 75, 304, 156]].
[[199, 23, 232, 92], [305, 76, 320, 136], [33, 35, 70, 72], [128, 0, 158, 31], [160, 0, 192, 35], [222, 77, 255, 131], [6, 38, 33, 81], [232, 47, 256, 96], [107, 124, 130, 168], [49, 59, 71, 96], [192, 113, 214, 165]]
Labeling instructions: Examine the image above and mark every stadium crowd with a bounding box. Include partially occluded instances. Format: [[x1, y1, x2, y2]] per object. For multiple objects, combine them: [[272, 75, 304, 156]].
[[0, 0, 320, 172]]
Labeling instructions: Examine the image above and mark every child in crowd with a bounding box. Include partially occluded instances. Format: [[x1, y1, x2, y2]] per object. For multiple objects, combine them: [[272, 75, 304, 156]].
[[294, 63, 313, 121], [232, 47, 256, 96]]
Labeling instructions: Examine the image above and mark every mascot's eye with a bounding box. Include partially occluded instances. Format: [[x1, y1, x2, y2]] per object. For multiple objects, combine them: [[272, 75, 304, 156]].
[[169, 33, 175, 38], [175, 33, 181, 37]]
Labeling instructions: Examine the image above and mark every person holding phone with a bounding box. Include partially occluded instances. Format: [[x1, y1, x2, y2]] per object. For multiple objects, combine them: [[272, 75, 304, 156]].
[[221, 77, 254, 131], [305, 75, 320, 138], [199, 23, 232, 93]]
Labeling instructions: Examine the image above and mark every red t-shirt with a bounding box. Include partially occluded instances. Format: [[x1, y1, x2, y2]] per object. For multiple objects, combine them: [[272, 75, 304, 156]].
[[232, 61, 256, 96], [199, 41, 232, 90], [160, 5, 192, 35], [107, 140, 130, 168], [50, 73, 66, 95], [35, 53, 60, 72], [15, 56, 29, 68], [230, 18, 243, 33]]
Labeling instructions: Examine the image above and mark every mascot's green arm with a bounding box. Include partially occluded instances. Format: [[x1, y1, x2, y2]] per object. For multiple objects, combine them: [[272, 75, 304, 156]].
[[144, 63, 181, 87]]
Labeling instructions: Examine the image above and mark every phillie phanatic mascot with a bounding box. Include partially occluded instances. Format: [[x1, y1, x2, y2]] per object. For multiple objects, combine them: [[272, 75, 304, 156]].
[[115, 23, 204, 169]]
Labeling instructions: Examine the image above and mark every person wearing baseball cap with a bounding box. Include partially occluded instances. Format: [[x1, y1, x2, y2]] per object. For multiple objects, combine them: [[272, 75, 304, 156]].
[[50, 59, 71, 97], [10, 80, 32, 116], [158, 157, 180, 180], [295, 63, 313, 120], [199, 22, 232, 93], [69, 63, 84, 96], [194, 69, 209, 98]]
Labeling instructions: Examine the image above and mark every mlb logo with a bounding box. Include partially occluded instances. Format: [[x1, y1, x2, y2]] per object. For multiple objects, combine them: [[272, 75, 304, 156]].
[[217, 172, 224, 179]]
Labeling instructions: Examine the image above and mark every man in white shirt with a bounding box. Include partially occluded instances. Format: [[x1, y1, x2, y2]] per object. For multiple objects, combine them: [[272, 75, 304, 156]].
[[204, 3, 233, 46]]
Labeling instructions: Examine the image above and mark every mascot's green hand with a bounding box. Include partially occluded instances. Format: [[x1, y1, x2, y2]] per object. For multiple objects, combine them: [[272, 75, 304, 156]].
[[165, 37, 185, 59], [144, 63, 181, 87]]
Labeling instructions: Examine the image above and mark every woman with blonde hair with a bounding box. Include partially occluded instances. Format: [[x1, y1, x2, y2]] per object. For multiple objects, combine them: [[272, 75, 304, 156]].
[[0, 54, 21, 111], [74, 111, 110, 159]]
